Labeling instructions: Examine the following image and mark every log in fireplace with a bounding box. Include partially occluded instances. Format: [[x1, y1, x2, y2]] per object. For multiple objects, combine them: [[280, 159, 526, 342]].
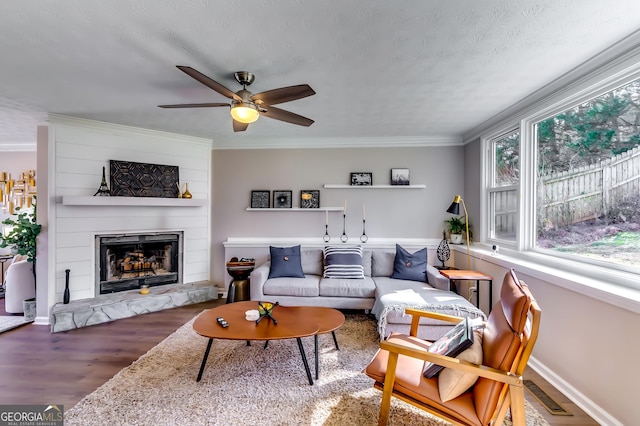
[[96, 232, 182, 294]]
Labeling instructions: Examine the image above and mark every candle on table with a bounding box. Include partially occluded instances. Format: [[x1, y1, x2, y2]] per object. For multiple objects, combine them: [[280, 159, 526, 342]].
[[344, 199, 347, 213], [363, 204, 366, 220], [325, 209, 328, 225]]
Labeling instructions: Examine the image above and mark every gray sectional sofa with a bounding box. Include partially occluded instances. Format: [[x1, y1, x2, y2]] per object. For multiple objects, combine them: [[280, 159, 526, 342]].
[[249, 246, 486, 340]]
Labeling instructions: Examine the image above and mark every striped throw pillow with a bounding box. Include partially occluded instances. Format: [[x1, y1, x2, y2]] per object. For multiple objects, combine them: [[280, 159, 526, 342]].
[[323, 246, 364, 279]]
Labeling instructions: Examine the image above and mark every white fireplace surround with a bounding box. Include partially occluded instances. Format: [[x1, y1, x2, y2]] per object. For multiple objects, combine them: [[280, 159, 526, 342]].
[[41, 116, 213, 325]]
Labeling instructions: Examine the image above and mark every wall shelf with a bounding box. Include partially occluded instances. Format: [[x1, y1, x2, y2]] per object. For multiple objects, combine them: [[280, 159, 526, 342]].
[[323, 184, 426, 189], [60, 196, 206, 207], [246, 207, 344, 212]]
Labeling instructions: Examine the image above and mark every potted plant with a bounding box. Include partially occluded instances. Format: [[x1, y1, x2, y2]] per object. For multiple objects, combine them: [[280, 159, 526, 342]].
[[1, 199, 41, 319], [444, 216, 472, 244], [1, 201, 41, 264]]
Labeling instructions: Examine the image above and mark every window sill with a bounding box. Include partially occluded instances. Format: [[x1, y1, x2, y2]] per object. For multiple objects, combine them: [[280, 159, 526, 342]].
[[458, 245, 640, 314]]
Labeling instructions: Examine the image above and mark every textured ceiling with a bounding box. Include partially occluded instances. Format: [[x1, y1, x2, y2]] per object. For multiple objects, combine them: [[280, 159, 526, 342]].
[[1, 0, 640, 149]]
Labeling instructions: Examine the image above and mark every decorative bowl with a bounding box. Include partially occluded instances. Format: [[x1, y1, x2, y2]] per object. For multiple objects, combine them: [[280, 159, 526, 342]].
[[258, 302, 273, 315]]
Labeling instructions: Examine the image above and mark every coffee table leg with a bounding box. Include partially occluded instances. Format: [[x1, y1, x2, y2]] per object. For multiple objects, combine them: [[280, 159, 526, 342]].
[[315, 331, 340, 380], [296, 337, 314, 385], [331, 331, 340, 350], [315, 335, 319, 380], [197, 338, 214, 382]]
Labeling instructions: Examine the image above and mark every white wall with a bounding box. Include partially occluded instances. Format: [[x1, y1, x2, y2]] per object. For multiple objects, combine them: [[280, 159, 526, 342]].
[[211, 146, 463, 286], [45, 116, 212, 312], [0, 151, 37, 254]]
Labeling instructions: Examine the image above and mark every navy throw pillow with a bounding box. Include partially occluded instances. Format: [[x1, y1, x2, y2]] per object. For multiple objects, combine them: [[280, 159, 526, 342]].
[[390, 244, 428, 282], [269, 245, 305, 278]]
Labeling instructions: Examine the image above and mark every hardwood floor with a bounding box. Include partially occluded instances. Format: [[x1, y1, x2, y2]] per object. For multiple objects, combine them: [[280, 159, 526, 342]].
[[0, 299, 597, 425]]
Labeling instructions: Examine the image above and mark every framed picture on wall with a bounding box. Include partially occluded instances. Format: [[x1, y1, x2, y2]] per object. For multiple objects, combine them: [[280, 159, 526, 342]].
[[350, 172, 373, 186], [300, 190, 320, 208], [251, 190, 270, 208], [273, 190, 293, 208], [391, 168, 410, 185]]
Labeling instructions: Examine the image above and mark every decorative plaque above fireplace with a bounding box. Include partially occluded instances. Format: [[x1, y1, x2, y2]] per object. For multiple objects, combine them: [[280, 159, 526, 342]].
[[110, 160, 180, 198]]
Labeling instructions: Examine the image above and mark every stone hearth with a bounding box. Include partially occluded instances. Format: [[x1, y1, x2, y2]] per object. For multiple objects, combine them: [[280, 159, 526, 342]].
[[50, 282, 218, 332]]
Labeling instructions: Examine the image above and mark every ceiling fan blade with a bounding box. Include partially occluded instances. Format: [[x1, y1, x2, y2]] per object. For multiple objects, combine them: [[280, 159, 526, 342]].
[[252, 84, 315, 106], [176, 66, 242, 101], [158, 103, 230, 108], [260, 106, 314, 127], [233, 120, 249, 132]]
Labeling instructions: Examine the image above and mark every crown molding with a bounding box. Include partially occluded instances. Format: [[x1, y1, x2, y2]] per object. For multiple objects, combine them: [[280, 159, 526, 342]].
[[211, 135, 463, 150], [0, 142, 36, 152]]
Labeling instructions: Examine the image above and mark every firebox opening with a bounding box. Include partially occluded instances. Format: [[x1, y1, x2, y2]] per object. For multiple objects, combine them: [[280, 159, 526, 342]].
[[96, 232, 182, 294]]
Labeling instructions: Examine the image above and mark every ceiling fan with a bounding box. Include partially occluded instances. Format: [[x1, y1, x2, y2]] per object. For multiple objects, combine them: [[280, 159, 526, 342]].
[[159, 66, 316, 132]]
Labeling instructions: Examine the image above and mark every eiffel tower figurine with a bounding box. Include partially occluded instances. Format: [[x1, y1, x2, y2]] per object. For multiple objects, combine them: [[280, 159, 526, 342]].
[[94, 166, 111, 196]]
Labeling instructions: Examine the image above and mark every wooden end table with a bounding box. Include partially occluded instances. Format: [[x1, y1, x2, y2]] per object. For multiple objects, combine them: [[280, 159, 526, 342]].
[[225, 261, 254, 303], [438, 269, 494, 313]]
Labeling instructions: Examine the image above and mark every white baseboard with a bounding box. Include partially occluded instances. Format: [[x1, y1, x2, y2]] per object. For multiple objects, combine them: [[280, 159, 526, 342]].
[[33, 316, 50, 326], [528, 356, 622, 426]]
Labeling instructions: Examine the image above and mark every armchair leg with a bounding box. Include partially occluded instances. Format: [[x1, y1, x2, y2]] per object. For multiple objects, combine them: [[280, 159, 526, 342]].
[[378, 352, 399, 426], [510, 384, 527, 425]]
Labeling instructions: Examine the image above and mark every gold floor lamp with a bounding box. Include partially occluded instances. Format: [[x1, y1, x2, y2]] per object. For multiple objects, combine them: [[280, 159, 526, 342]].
[[446, 194, 471, 270]]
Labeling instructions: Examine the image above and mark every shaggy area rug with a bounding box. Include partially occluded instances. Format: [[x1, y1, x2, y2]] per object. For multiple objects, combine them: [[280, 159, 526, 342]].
[[66, 313, 549, 425]]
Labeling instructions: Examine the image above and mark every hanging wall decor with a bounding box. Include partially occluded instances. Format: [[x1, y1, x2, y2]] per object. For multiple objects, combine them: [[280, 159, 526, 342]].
[[273, 190, 292, 208], [110, 160, 179, 198], [300, 190, 320, 208], [251, 190, 270, 208]]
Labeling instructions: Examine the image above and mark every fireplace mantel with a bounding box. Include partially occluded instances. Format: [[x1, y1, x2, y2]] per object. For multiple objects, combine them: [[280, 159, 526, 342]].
[[60, 196, 206, 207]]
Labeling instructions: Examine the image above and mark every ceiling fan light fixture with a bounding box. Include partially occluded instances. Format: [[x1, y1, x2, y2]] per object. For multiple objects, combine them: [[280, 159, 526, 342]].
[[230, 102, 260, 124]]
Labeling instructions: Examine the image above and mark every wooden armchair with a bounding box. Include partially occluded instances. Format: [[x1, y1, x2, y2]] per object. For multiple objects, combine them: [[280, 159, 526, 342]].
[[364, 269, 541, 426]]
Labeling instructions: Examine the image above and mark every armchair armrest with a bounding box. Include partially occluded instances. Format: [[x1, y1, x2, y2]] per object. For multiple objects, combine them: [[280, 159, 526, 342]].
[[249, 261, 270, 301], [379, 338, 521, 386], [404, 307, 465, 337]]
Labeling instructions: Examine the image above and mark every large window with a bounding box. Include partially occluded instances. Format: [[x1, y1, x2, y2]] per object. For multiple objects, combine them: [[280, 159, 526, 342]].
[[487, 130, 520, 243], [534, 80, 640, 270], [485, 76, 640, 280]]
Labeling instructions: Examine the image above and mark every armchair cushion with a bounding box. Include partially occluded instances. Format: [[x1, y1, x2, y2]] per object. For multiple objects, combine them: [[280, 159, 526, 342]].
[[438, 328, 483, 402], [472, 270, 533, 425], [364, 332, 482, 425]]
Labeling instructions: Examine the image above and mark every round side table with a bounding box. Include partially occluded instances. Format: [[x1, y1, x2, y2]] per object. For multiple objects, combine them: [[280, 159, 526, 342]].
[[225, 261, 255, 303]]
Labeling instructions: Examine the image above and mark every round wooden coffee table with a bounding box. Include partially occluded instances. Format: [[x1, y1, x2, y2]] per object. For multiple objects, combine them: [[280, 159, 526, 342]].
[[193, 301, 320, 384]]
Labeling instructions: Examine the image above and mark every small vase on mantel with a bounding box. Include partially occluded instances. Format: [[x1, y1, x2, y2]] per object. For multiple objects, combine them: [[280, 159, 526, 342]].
[[182, 183, 192, 199]]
